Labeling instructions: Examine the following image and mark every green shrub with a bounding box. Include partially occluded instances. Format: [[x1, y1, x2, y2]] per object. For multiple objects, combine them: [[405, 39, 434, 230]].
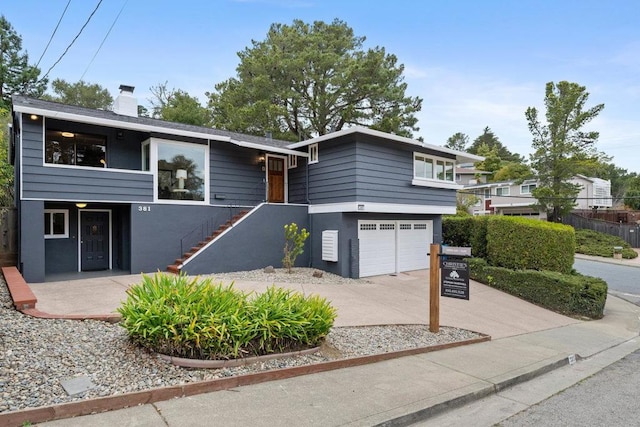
[[442, 216, 474, 247], [486, 216, 575, 273], [575, 228, 638, 259], [118, 272, 337, 360], [471, 216, 489, 259], [442, 216, 488, 258], [468, 258, 607, 319]]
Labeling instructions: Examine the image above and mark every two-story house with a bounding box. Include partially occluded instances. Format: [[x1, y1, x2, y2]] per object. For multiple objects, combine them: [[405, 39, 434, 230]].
[[10, 86, 482, 283], [465, 175, 612, 218]]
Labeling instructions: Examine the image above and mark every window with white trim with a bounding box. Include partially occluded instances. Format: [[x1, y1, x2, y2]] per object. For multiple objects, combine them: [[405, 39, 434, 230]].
[[308, 143, 318, 164], [44, 209, 69, 239], [150, 138, 208, 203], [288, 154, 298, 169], [520, 183, 537, 194], [496, 186, 510, 196], [413, 153, 455, 182]]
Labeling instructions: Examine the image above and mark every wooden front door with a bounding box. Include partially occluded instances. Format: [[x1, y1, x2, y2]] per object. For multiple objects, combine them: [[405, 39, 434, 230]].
[[80, 211, 110, 271], [267, 157, 285, 203]]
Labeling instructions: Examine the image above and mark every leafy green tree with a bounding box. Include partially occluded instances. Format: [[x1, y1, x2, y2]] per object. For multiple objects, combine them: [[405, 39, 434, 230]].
[[468, 126, 524, 163], [149, 82, 210, 126], [474, 143, 502, 179], [624, 176, 640, 210], [526, 81, 605, 222], [456, 192, 478, 216], [444, 132, 469, 151], [208, 19, 422, 141], [41, 79, 113, 109], [492, 162, 534, 182], [0, 107, 13, 205], [0, 15, 47, 109]]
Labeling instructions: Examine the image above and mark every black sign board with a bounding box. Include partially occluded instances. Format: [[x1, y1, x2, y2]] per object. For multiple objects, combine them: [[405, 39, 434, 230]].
[[440, 259, 469, 300]]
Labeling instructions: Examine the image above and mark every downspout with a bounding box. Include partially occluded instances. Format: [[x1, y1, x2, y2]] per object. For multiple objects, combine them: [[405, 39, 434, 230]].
[[306, 157, 313, 267]]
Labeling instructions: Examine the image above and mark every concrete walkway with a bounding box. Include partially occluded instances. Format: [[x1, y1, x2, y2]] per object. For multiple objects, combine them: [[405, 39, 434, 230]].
[[9, 265, 637, 426]]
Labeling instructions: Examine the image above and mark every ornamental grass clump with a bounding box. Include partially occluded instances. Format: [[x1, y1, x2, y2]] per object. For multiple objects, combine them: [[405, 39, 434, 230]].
[[118, 272, 336, 360]]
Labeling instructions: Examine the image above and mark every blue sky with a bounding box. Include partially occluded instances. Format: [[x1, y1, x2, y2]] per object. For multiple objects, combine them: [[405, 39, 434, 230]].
[[4, 0, 640, 172]]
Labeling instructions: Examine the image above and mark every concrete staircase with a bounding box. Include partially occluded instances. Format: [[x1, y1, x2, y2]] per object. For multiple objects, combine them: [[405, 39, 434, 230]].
[[167, 210, 249, 274]]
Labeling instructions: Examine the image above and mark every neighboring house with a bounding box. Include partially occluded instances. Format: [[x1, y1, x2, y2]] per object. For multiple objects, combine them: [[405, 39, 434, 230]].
[[10, 86, 482, 283], [464, 175, 612, 218], [455, 166, 491, 186]]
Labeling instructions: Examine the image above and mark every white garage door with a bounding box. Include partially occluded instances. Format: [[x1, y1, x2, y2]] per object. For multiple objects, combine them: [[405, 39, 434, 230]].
[[358, 220, 433, 278]]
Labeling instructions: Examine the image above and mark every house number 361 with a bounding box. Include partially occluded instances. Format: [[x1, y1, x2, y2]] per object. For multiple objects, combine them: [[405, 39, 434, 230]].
[[138, 206, 151, 212]]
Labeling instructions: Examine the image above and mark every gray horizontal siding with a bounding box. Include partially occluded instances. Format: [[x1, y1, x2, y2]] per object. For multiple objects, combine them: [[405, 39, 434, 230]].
[[307, 141, 357, 203], [210, 143, 265, 205], [355, 140, 456, 206], [288, 162, 307, 204], [21, 116, 153, 202]]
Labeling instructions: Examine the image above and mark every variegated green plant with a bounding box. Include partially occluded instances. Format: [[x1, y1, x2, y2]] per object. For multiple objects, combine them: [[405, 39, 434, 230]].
[[118, 272, 336, 360]]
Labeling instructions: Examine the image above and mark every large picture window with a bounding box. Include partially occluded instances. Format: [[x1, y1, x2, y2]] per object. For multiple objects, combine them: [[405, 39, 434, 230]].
[[45, 130, 106, 168], [154, 140, 207, 202], [414, 153, 455, 182]]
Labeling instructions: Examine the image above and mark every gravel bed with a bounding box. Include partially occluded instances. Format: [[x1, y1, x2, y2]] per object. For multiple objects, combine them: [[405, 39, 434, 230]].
[[0, 272, 481, 413], [205, 266, 371, 285]]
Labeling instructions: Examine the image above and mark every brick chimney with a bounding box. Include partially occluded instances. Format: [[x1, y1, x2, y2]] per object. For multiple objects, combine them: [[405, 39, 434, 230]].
[[113, 85, 137, 117]]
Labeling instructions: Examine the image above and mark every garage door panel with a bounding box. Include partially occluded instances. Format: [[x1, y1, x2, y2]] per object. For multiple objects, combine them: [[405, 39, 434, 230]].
[[397, 221, 432, 272], [358, 222, 396, 277]]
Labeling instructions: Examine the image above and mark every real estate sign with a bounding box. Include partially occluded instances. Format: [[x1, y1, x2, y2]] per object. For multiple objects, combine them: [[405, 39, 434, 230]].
[[440, 259, 469, 300]]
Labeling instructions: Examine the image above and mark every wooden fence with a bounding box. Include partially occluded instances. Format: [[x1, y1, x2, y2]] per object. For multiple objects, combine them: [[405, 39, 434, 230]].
[[564, 213, 640, 248], [0, 207, 17, 267]]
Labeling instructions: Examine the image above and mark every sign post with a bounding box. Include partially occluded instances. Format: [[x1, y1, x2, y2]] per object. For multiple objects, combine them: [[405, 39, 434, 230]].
[[429, 243, 440, 333], [429, 245, 471, 333]]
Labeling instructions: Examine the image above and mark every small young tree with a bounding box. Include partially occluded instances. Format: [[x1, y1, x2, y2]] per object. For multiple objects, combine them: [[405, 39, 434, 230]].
[[282, 223, 310, 273]]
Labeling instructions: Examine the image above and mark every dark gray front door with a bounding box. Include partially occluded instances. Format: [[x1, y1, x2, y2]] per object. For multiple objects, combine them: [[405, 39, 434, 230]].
[[81, 211, 109, 271]]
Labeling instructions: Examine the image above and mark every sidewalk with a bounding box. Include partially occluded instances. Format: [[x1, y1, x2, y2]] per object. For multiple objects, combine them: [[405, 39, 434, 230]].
[[30, 295, 639, 427], [18, 273, 637, 426]]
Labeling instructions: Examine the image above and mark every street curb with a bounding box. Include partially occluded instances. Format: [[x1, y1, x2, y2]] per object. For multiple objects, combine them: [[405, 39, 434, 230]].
[[574, 254, 640, 269], [374, 355, 572, 427]]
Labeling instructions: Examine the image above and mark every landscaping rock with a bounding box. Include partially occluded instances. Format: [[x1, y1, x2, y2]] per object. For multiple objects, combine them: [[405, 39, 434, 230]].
[[263, 266, 275, 274]]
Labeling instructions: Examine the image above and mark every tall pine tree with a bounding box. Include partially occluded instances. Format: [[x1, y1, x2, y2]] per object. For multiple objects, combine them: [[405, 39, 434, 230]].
[[0, 15, 47, 109]]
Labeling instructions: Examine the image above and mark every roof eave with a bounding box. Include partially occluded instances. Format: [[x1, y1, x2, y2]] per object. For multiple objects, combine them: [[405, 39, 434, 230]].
[[13, 102, 307, 156], [287, 126, 484, 163]]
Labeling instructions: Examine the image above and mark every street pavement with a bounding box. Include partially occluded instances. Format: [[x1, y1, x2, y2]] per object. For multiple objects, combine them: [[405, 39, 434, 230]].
[[498, 348, 640, 426]]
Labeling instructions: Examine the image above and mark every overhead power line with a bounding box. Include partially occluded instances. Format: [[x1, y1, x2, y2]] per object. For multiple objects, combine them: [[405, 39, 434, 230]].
[[35, 0, 72, 68], [39, 0, 103, 83], [80, 0, 128, 81]]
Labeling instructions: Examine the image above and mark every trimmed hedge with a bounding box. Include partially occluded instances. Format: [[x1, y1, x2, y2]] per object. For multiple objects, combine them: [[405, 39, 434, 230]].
[[468, 258, 607, 319], [486, 216, 575, 273], [442, 216, 488, 258], [118, 273, 337, 360], [575, 228, 638, 259]]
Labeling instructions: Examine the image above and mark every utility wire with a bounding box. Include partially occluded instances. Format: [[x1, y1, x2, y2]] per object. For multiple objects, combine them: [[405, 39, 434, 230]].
[[35, 0, 72, 68], [80, 0, 128, 81], [39, 0, 103, 83]]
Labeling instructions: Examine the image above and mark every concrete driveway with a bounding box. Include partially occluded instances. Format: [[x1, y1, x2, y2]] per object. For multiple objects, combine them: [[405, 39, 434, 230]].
[[27, 269, 579, 340]]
